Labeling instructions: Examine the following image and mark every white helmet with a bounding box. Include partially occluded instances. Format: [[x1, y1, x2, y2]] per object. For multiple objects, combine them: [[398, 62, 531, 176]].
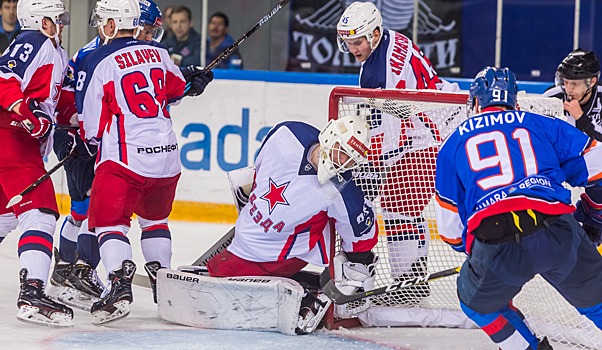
[[17, 0, 70, 31], [317, 115, 371, 184], [337, 2, 383, 53], [90, 0, 141, 31]]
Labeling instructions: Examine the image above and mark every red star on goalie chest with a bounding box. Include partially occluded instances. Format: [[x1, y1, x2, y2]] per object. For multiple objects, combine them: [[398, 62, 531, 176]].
[[260, 178, 290, 214]]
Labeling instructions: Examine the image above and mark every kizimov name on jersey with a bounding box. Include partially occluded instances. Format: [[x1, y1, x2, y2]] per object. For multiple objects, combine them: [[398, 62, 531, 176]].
[[459, 111, 526, 135], [136, 143, 178, 154]]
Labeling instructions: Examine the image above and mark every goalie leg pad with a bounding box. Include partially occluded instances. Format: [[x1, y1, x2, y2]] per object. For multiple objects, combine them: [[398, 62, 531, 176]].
[[157, 269, 305, 335]]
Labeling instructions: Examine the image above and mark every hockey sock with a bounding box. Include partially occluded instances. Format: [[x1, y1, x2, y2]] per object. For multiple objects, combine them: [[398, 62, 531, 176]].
[[59, 216, 80, 264], [18, 230, 53, 283], [98, 231, 132, 274], [140, 224, 172, 269], [76, 219, 100, 268], [384, 217, 429, 278], [460, 300, 539, 350]]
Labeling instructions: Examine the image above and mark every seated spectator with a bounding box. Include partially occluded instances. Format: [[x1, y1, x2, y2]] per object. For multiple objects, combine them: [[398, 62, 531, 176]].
[[160, 4, 174, 43], [206, 12, 243, 69], [162, 6, 200, 67], [0, 0, 19, 53]]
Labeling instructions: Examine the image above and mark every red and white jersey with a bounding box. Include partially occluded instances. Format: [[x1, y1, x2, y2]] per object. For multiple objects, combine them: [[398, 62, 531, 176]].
[[228, 121, 379, 266], [359, 29, 459, 165], [0, 31, 68, 131], [75, 37, 186, 178]]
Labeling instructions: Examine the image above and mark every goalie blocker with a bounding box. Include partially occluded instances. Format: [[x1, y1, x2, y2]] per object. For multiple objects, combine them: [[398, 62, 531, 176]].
[[157, 268, 331, 335]]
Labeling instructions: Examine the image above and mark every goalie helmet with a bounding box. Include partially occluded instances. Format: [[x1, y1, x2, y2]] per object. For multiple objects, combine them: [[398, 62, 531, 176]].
[[336, 2, 383, 53], [556, 49, 600, 81], [468, 67, 518, 112], [17, 0, 70, 31], [90, 0, 140, 31], [138, 0, 164, 42], [317, 115, 370, 184]]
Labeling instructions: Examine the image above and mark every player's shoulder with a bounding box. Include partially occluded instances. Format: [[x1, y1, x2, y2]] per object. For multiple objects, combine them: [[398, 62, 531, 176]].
[[11, 30, 50, 50], [273, 121, 319, 141]]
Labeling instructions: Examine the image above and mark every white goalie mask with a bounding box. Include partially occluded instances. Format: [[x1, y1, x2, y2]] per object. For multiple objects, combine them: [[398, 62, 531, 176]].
[[90, 0, 141, 43], [336, 1, 383, 53], [317, 115, 371, 184], [17, 0, 70, 32]]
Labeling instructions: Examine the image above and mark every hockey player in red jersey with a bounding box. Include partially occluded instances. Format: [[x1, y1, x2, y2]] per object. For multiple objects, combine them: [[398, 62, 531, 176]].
[[49, 0, 169, 313], [336, 2, 459, 304], [0, 0, 73, 327], [75, 0, 213, 325]]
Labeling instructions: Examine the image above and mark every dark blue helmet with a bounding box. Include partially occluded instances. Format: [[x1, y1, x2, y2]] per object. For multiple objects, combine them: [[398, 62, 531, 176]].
[[138, 0, 164, 42], [469, 67, 518, 111]]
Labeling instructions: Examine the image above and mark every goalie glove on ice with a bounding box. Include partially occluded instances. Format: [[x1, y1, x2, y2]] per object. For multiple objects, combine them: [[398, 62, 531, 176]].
[[182, 66, 214, 97], [333, 251, 378, 317], [16, 97, 53, 140]]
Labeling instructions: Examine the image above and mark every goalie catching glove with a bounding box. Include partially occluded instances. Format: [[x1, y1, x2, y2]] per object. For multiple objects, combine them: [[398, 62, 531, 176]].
[[15, 97, 53, 140], [574, 191, 602, 245], [182, 65, 214, 97], [333, 251, 378, 317]]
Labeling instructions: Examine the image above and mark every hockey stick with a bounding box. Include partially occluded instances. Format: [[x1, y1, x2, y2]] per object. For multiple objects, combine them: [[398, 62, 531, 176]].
[[319, 265, 461, 304], [6, 151, 77, 208], [133, 226, 235, 287], [205, 0, 290, 71]]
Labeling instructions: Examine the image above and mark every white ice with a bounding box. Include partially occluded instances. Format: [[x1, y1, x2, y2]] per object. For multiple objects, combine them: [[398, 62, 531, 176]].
[[0, 218, 576, 349]]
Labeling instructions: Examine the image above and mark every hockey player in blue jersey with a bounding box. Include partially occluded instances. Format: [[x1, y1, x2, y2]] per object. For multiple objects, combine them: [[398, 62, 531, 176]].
[[49, 0, 169, 311], [434, 66, 602, 349]]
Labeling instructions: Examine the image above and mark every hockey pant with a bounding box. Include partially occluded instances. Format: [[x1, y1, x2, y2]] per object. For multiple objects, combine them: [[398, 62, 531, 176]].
[[458, 214, 602, 349]]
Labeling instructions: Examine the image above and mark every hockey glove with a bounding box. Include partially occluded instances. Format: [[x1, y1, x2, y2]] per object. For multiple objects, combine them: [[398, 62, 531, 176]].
[[16, 97, 53, 140], [574, 192, 602, 245], [332, 251, 378, 317], [68, 130, 98, 161], [182, 66, 214, 97]]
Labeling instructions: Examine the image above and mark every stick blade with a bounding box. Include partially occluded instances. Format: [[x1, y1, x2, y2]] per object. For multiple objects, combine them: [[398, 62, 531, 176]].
[[319, 268, 349, 304], [6, 195, 22, 208]]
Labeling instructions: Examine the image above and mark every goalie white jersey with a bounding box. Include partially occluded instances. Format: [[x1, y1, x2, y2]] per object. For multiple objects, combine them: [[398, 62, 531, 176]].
[[228, 121, 379, 266]]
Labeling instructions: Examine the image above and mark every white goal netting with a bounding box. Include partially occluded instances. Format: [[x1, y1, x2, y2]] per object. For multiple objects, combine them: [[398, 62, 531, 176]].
[[327, 86, 601, 350]]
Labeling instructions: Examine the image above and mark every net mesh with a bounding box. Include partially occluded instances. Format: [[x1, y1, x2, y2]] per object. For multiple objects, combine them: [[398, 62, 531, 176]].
[[329, 87, 601, 349]]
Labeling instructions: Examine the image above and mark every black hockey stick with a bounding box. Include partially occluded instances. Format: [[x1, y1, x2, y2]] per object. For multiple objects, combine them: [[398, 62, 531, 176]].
[[133, 226, 235, 287], [205, 0, 290, 71], [319, 265, 461, 304], [6, 151, 77, 208]]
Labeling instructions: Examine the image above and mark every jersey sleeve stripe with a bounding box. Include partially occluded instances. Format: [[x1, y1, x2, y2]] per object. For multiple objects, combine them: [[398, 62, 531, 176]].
[[440, 235, 463, 245], [435, 193, 458, 212]]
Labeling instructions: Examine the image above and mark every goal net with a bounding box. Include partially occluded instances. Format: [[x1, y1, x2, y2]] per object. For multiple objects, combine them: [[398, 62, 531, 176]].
[[324, 86, 601, 350]]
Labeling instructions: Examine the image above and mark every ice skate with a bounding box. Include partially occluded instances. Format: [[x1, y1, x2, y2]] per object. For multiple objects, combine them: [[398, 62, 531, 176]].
[[17, 268, 74, 328], [46, 247, 73, 302], [91, 260, 136, 325], [144, 261, 161, 304], [59, 261, 104, 311], [296, 289, 332, 335]]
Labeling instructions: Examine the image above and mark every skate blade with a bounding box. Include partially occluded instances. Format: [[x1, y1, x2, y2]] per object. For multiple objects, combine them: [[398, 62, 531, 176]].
[[17, 305, 73, 328], [92, 300, 131, 326], [58, 287, 100, 312]]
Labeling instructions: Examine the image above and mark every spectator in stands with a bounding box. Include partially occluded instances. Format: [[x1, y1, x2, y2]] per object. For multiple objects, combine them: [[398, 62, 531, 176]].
[[0, 0, 19, 53], [206, 12, 242, 69], [162, 5, 200, 67], [160, 4, 174, 43]]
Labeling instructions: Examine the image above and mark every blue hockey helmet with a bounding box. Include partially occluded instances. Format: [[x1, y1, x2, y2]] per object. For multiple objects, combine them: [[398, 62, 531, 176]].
[[138, 0, 164, 42], [468, 67, 518, 112]]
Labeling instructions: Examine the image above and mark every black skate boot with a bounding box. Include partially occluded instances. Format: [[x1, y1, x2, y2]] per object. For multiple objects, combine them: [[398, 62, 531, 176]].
[[49, 247, 72, 287], [295, 289, 332, 335], [144, 261, 162, 304], [91, 260, 136, 325], [17, 268, 74, 328], [59, 261, 104, 311]]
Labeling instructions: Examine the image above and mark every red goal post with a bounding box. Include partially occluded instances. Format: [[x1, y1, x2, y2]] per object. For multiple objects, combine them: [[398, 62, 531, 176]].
[[323, 86, 601, 350]]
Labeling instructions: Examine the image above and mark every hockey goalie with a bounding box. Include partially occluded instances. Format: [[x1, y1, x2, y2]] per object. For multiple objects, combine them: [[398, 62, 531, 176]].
[[157, 116, 379, 335]]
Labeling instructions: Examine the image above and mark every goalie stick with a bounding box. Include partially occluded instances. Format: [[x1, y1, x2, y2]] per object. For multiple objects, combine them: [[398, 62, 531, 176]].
[[6, 151, 77, 208], [319, 265, 461, 304]]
